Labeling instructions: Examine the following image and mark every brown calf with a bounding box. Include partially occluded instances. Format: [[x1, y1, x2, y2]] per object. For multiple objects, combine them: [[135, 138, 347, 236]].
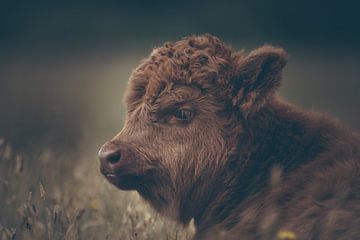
[[99, 34, 360, 239]]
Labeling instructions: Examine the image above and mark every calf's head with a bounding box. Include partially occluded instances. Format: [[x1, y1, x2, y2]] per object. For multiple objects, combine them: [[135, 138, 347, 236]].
[[98, 34, 287, 222]]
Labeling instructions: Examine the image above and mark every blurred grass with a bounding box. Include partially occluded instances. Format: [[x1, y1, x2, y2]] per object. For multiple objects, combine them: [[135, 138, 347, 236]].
[[0, 137, 195, 240]]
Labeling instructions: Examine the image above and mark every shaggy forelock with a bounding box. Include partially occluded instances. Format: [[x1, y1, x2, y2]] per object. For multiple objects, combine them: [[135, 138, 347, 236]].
[[126, 34, 242, 111]]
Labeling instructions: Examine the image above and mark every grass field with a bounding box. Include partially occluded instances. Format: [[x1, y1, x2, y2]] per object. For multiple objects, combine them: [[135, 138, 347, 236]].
[[0, 138, 194, 240]]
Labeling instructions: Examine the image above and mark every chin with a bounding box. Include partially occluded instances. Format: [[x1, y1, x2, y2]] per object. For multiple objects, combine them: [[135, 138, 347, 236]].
[[104, 173, 145, 191]]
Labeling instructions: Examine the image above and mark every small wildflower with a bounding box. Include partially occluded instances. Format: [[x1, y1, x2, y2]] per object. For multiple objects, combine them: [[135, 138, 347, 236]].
[[277, 230, 296, 240], [90, 199, 101, 210]]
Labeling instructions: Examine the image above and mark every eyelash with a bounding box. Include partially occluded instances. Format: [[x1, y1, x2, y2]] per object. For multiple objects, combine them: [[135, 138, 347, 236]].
[[173, 109, 194, 123]]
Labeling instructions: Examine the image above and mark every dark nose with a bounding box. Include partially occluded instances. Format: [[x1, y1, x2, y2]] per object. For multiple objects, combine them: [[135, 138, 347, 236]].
[[98, 142, 121, 164]]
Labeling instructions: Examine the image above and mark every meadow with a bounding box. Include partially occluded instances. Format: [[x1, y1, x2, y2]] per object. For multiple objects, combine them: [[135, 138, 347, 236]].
[[0, 136, 194, 240]]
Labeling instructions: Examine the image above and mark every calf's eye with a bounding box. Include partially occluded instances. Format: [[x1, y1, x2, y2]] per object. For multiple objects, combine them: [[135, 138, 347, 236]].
[[173, 109, 194, 123]]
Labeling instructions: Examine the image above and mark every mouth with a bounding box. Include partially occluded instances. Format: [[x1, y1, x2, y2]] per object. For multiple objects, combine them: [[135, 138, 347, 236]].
[[103, 172, 117, 183], [101, 169, 144, 190]]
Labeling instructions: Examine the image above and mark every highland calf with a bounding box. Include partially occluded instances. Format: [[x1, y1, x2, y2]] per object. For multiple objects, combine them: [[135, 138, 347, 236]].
[[99, 34, 360, 239]]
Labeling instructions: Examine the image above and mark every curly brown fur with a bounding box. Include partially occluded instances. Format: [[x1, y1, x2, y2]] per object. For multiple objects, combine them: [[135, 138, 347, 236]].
[[99, 34, 360, 240]]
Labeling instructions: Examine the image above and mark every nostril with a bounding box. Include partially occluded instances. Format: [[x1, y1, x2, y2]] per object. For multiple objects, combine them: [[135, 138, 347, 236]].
[[107, 151, 121, 164], [99, 147, 121, 164]]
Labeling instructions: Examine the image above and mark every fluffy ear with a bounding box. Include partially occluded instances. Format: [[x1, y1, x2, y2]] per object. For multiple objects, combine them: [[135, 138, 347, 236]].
[[231, 45, 288, 116]]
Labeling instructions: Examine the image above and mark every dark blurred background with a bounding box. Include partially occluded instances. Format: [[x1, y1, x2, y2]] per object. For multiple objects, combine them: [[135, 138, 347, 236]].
[[1, 0, 360, 158]]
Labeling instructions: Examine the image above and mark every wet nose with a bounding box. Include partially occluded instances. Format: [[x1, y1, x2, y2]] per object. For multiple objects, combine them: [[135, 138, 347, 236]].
[[98, 143, 121, 164]]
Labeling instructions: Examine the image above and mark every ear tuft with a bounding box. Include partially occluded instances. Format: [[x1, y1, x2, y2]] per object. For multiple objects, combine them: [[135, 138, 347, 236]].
[[231, 45, 288, 116]]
